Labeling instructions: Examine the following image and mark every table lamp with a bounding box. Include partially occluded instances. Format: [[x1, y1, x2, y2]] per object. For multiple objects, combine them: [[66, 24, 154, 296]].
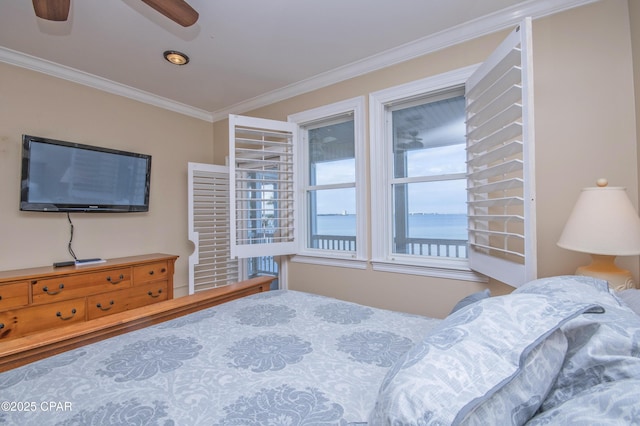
[[557, 179, 640, 290]]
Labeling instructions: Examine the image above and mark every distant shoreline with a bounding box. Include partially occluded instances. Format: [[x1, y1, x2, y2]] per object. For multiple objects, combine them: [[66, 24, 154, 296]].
[[317, 213, 465, 216], [315, 213, 467, 239]]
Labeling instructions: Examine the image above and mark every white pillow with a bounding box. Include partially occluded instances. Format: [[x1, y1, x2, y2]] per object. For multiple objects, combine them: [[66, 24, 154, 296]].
[[369, 293, 602, 425], [514, 276, 640, 412]]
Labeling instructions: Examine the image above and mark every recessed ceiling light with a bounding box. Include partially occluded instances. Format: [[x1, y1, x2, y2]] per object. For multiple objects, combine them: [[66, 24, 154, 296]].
[[163, 50, 189, 65]]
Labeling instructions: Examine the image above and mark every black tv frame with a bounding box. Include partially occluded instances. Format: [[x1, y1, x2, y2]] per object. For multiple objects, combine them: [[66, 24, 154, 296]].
[[20, 135, 152, 213]]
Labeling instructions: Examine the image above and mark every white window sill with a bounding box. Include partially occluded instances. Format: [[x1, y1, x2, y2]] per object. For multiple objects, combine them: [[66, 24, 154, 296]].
[[371, 259, 487, 283], [291, 254, 368, 270], [291, 253, 488, 282]]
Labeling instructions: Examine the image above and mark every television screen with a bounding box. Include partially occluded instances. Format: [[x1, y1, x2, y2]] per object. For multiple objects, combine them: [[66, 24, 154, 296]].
[[20, 135, 151, 212]]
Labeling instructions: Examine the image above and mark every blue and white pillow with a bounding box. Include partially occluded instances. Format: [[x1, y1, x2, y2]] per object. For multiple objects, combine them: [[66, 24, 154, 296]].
[[514, 276, 640, 412], [369, 293, 601, 425], [526, 379, 640, 425], [449, 288, 491, 315], [513, 275, 618, 307]]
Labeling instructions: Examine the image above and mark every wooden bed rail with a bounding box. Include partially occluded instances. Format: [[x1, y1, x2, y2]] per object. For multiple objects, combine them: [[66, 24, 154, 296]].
[[0, 276, 275, 372]]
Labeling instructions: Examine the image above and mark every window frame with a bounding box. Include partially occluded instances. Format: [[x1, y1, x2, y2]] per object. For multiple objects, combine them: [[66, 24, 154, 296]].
[[288, 96, 368, 269], [369, 65, 487, 282]]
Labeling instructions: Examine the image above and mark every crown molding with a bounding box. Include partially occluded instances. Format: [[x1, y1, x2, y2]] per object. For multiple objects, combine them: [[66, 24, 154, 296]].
[[0, 46, 214, 122], [210, 0, 598, 122], [0, 0, 597, 123]]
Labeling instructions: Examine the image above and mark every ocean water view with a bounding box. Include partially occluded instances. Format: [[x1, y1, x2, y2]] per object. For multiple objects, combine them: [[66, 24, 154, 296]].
[[316, 214, 467, 239]]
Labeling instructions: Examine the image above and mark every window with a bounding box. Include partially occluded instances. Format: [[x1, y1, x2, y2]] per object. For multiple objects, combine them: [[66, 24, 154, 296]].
[[370, 19, 535, 286], [229, 99, 366, 270], [370, 67, 480, 281], [389, 88, 468, 260], [288, 97, 367, 267], [306, 118, 356, 251]]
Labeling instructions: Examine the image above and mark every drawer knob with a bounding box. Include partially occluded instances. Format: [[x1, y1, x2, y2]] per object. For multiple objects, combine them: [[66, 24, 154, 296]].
[[0, 295, 2, 301], [56, 308, 77, 320], [43, 283, 65, 295], [0, 323, 4, 329], [96, 300, 115, 311], [161, 268, 166, 273], [147, 289, 163, 298], [106, 274, 125, 284], [148, 270, 155, 276]]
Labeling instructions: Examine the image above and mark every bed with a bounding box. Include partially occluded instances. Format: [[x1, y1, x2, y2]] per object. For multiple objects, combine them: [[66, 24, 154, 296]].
[[1, 275, 639, 425]]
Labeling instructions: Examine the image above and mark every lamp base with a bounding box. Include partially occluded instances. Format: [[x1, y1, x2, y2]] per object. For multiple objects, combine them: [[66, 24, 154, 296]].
[[575, 254, 636, 291]]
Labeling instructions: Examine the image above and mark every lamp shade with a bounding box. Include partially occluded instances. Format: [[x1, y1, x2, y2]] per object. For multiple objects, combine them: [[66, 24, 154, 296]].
[[557, 180, 640, 256]]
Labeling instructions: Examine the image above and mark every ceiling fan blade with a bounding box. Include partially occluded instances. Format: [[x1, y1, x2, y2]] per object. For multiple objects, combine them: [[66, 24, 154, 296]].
[[32, 0, 70, 21], [141, 0, 199, 27]]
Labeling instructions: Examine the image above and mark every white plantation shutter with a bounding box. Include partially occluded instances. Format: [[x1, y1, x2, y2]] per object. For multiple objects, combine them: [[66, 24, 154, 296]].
[[188, 162, 240, 294], [465, 18, 536, 287], [229, 114, 298, 259]]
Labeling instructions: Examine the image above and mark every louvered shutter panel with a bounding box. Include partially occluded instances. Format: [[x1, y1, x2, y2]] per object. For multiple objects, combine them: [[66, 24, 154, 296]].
[[465, 18, 536, 287], [188, 162, 240, 294], [229, 114, 298, 259]]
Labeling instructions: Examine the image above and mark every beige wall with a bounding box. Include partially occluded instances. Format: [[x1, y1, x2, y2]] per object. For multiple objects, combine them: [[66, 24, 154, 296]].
[[0, 63, 213, 296], [214, 0, 639, 318], [533, 0, 638, 280], [631, 0, 640, 198]]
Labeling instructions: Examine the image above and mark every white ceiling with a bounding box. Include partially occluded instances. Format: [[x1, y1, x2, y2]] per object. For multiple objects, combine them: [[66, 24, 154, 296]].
[[0, 0, 594, 122]]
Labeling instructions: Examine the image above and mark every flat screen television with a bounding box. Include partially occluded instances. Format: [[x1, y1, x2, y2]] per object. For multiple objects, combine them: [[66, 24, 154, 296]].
[[20, 135, 151, 213]]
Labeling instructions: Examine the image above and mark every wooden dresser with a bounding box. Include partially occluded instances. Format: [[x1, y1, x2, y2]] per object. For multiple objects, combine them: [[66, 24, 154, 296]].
[[0, 253, 178, 341]]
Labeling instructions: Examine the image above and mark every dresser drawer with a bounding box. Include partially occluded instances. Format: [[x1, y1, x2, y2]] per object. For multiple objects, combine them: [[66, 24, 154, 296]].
[[0, 298, 86, 340], [86, 287, 130, 320], [31, 268, 132, 305], [0, 282, 29, 310], [133, 261, 169, 285], [0, 310, 19, 340], [128, 281, 168, 309], [87, 281, 168, 320]]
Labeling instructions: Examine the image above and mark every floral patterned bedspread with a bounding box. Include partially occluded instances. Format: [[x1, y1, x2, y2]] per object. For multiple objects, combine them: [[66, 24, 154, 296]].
[[0, 290, 440, 425]]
